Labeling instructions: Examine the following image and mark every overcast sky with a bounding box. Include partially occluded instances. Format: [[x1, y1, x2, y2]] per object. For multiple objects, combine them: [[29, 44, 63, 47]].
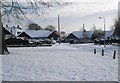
[[4, 0, 119, 33], [31, 0, 119, 33]]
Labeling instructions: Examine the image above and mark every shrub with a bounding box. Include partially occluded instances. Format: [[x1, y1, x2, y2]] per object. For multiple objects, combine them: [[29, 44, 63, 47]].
[[6, 37, 29, 45]]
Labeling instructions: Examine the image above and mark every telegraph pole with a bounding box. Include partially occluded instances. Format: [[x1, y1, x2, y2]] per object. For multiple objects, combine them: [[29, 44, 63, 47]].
[[58, 15, 61, 44], [99, 17, 106, 48], [82, 24, 85, 43], [83, 24, 85, 30]]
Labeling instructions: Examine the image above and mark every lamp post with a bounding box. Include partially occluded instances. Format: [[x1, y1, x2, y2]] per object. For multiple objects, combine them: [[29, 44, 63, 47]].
[[99, 17, 106, 48]]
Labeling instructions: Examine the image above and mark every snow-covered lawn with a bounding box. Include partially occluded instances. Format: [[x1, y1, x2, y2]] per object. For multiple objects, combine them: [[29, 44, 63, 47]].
[[1, 43, 118, 81]]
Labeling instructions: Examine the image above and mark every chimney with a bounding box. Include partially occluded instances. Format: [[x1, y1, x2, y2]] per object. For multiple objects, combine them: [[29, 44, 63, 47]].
[[17, 25, 19, 28], [6, 25, 8, 28], [10, 27, 12, 33]]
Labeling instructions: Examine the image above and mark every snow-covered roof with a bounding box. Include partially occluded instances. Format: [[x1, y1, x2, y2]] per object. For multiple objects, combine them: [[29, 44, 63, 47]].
[[105, 31, 114, 38], [72, 31, 94, 39], [71, 30, 114, 39], [4, 25, 23, 36], [19, 30, 53, 38], [4, 26, 15, 35]]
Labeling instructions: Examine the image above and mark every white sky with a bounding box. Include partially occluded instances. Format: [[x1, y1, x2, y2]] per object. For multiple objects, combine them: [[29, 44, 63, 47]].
[[33, 0, 119, 33], [4, 0, 120, 33]]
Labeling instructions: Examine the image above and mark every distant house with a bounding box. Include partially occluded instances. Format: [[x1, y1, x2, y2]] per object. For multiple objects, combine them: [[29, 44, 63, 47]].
[[47, 31, 59, 40], [105, 31, 114, 39], [93, 30, 114, 40], [65, 32, 79, 43], [65, 31, 94, 43], [18, 30, 59, 40]]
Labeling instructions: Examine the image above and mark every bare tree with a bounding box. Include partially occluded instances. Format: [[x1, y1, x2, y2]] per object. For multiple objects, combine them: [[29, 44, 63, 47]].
[[91, 29, 104, 40], [28, 23, 42, 30], [110, 25, 115, 31], [44, 25, 56, 31], [113, 18, 120, 37], [0, 0, 71, 54], [61, 31, 66, 37]]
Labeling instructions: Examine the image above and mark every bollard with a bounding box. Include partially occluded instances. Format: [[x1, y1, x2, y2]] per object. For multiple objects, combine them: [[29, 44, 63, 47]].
[[102, 49, 104, 56], [113, 51, 116, 59], [94, 49, 96, 54]]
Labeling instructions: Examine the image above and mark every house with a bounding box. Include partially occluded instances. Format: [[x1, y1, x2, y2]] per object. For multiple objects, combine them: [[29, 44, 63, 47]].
[[3, 27, 12, 36], [18, 30, 59, 40], [3, 25, 23, 37], [65, 31, 94, 43], [47, 31, 60, 40], [105, 31, 114, 39]]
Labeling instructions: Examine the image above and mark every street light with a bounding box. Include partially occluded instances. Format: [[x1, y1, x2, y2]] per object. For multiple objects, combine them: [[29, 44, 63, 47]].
[[99, 16, 106, 48]]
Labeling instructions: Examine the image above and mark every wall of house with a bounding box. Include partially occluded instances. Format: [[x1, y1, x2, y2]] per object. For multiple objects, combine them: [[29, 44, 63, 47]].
[[48, 32, 59, 40], [18, 32, 31, 39], [65, 34, 79, 43]]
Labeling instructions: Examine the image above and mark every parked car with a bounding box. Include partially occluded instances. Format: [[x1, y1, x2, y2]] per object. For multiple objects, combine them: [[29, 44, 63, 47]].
[[30, 39, 43, 46], [52, 40, 56, 44]]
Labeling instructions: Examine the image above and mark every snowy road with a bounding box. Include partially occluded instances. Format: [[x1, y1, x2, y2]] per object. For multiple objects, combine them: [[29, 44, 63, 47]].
[[1, 44, 118, 81]]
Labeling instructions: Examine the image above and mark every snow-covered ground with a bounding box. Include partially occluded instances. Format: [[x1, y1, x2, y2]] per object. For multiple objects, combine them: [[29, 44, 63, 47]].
[[1, 43, 118, 81]]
